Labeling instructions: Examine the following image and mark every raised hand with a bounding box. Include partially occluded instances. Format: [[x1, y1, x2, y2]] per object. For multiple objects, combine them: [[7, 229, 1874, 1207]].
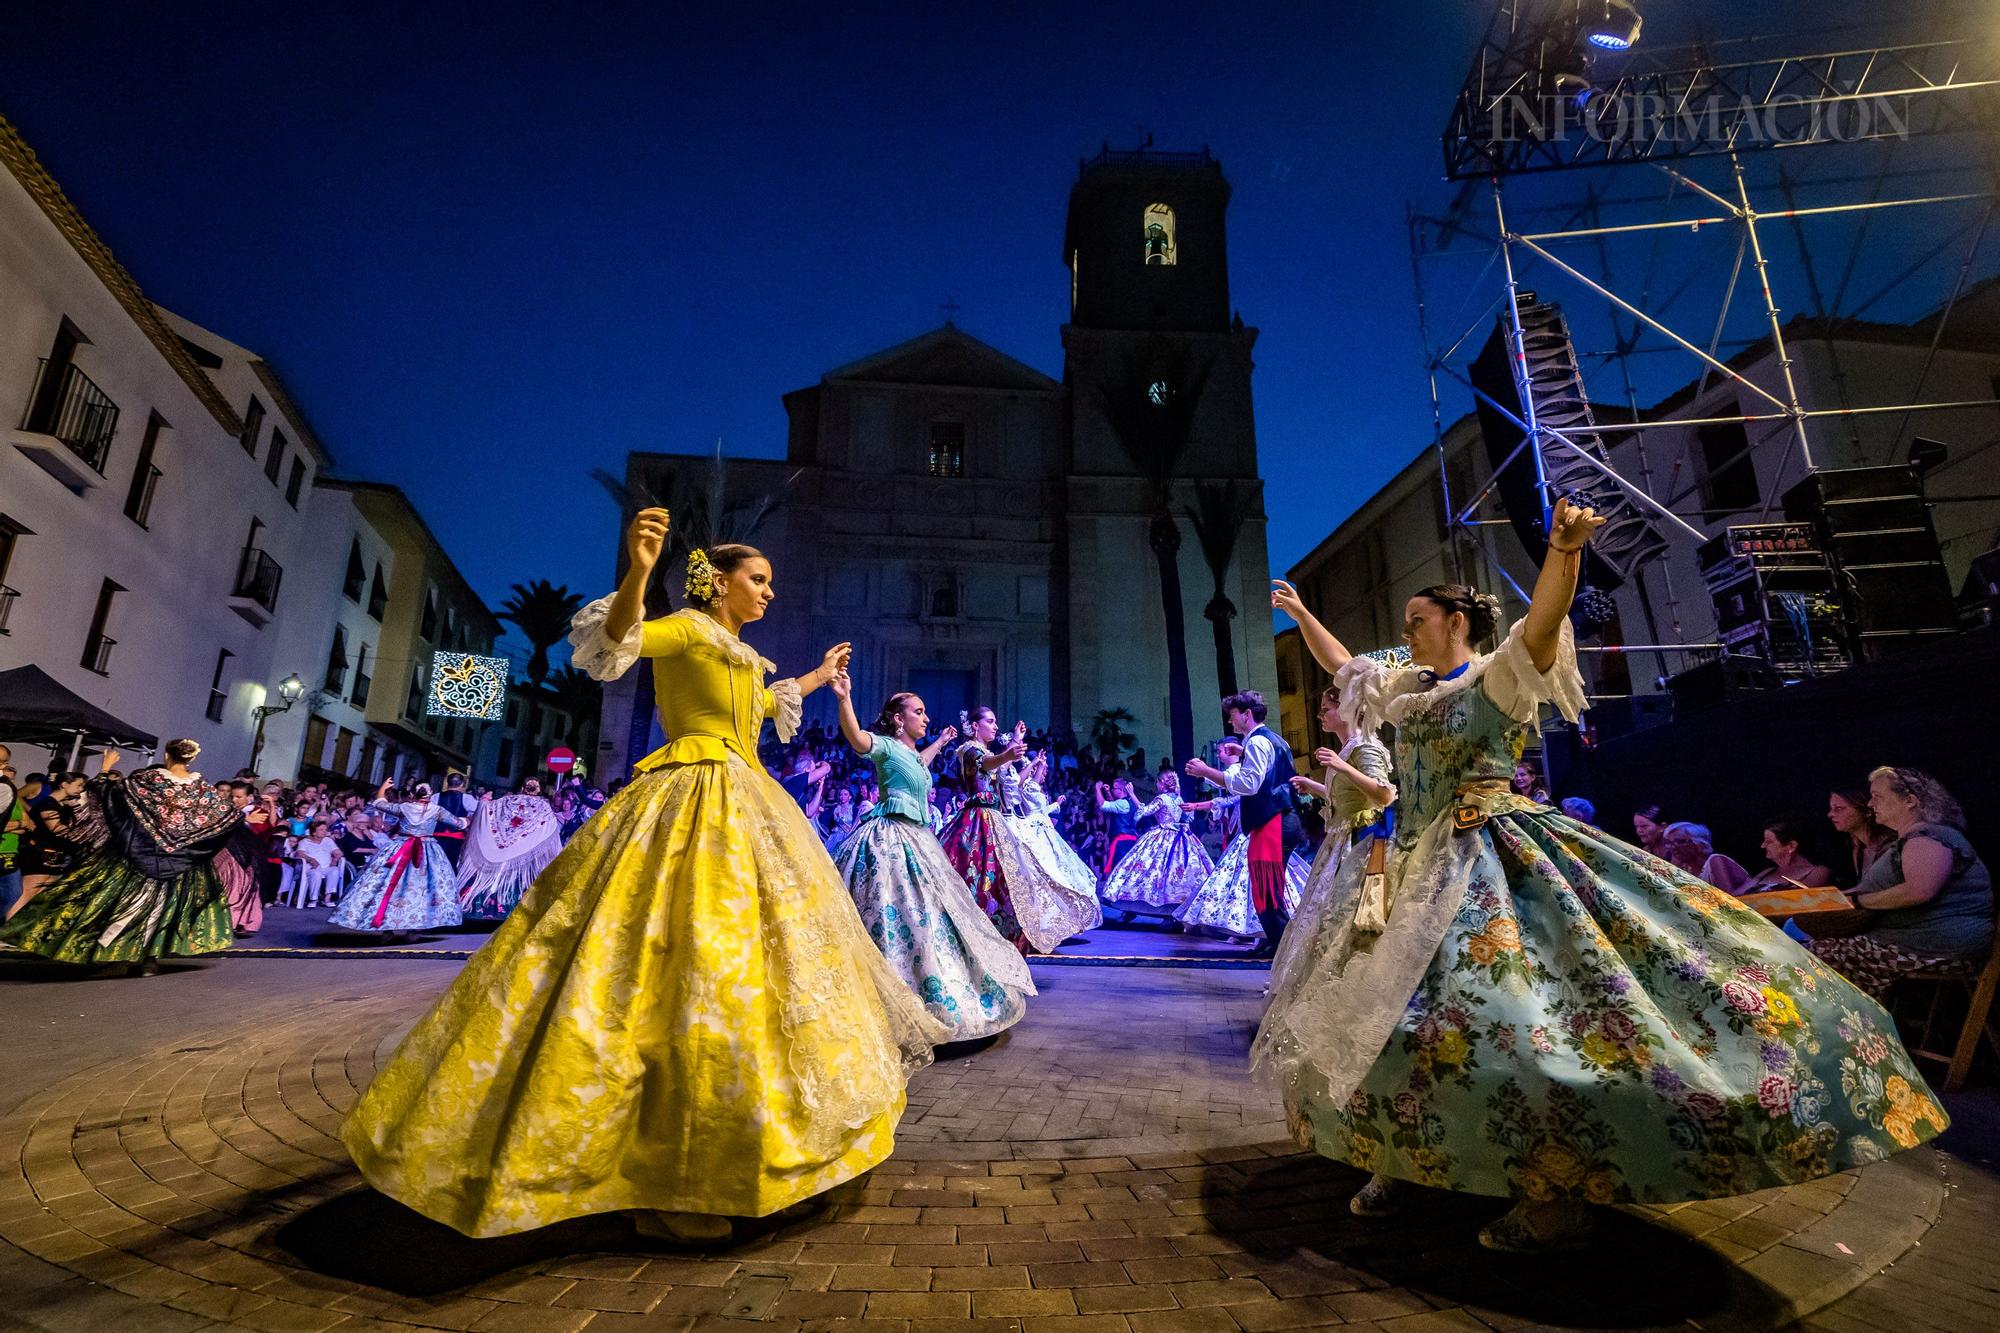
[[1314, 746, 1341, 769], [829, 670, 852, 701], [819, 642, 853, 678], [1271, 578, 1306, 619], [937, 725, 958, 744], [627, 506, 670, 571], [1549, 496, 1605, 553]]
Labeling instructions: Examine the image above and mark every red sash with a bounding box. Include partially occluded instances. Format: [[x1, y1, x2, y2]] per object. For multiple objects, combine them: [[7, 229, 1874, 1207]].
[[369, 837, 424, 928]]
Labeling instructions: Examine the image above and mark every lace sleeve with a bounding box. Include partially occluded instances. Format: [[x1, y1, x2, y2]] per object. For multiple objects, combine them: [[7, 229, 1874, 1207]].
[[566, 594, 644, 682], [1332, 654, 1397, 733], [767, 679, 804, 743], [1479, 618, 1587, 729]]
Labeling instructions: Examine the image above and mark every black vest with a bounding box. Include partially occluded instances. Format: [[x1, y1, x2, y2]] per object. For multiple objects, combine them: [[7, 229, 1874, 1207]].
[[1105, 799, 1137, 839], [1238, 725, 1297, 831]]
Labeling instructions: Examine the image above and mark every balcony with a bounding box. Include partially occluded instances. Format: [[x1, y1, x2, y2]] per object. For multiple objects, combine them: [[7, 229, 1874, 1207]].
[[13, 359, 119, 492], [0, 584, 16, 634], [228, 547, 283, 627], [83, 633, 115, 676]]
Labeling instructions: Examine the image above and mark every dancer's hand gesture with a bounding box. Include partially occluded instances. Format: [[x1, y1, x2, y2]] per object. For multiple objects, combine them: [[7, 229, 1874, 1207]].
[[937, 725, 958, 745], [626, 506, 670, 570], [818, 642, 852, 679], [997, 737, 1028, 765], [829, 670, 851, 701], [1548, 497, 1604, 553], [1271, 579, 1306, 619], [1314, 746, 1341, 769]]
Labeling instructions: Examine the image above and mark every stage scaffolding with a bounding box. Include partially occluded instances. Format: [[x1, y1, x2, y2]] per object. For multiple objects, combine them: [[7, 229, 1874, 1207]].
[[1408, 1, 2000, 685]]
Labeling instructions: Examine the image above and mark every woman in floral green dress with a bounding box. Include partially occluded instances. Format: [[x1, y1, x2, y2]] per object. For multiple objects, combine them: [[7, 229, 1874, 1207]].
[[1256, 500, 1947, 1252]]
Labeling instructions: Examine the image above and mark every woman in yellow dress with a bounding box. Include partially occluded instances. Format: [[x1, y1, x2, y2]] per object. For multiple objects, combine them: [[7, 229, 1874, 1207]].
[[341, 508, 946, 1243]]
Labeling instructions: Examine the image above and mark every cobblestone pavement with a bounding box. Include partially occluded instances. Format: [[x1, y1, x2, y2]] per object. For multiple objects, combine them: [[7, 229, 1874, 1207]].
[[0, 953, 1990, 1333]]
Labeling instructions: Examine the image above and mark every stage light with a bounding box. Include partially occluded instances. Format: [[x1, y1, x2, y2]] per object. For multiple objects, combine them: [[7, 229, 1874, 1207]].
[[1584, 0, 1642, 51]]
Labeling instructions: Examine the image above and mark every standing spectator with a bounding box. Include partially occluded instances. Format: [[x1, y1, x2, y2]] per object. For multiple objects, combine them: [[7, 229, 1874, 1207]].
[[1828, 784, 1895, 886], [1808, 767, 1994, 999], [21, 770, 92, 908], [0, 745, 23, 920]]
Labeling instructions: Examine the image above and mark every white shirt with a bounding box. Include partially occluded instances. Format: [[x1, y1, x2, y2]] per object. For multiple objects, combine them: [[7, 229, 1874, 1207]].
[[1219, 731, 1279, 798]]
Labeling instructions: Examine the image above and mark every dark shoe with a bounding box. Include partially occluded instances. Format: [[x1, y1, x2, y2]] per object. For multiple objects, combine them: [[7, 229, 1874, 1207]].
[[1349, 1173, 1401, 1217], [1477, 1200, 1595, 1252]]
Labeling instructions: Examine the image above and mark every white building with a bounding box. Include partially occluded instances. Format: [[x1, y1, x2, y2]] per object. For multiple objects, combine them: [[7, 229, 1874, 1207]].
[[0, 115, 333, 775]]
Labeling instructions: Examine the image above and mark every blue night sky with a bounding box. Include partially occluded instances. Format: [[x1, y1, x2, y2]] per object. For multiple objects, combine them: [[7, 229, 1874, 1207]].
[[3, 1, 1989, 667]]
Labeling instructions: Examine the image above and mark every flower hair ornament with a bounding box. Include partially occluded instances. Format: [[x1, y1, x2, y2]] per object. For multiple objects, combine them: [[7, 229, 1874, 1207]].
[[683, 548, 718, 605]]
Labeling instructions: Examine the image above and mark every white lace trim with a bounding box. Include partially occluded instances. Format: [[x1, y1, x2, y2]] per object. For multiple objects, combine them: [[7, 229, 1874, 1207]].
[[770, 679, 803, 743], [1252, 809, 1481, 1109], [1332, 620, 1586, 737], [567, 594, 643, 682]]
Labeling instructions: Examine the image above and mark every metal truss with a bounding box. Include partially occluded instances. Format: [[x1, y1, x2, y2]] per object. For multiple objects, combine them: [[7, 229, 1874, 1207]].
[[1443, 2, 1998, 180], [1409, 1, 2000, 687]]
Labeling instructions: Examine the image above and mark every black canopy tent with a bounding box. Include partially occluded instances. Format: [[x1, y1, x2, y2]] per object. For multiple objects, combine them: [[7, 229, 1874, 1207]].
[[0, 664, 158, 768]]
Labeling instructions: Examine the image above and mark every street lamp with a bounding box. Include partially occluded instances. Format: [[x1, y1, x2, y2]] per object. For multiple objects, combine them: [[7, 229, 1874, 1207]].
[[248, 673, 305, 775]]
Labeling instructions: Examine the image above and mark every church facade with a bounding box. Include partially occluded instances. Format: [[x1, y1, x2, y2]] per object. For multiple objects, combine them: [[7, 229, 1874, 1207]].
[[599, 146, 1277, 775]]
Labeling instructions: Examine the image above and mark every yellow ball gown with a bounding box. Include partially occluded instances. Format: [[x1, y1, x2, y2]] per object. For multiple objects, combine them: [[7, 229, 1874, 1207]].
[[341, 602, 947, 1237]]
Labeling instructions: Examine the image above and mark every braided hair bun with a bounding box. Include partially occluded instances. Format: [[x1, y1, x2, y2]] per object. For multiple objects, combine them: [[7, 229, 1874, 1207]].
[[1413, 584, 1501, 647]]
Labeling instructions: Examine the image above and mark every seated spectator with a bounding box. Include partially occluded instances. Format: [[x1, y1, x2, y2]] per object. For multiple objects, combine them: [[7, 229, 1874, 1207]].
[[1559, 796, 1596, 826], [1828, 784, 1895, 887], [1631, 803, 1667, 859], [1663, 821, 1752, 894], [1807, 767, 1994, 1000], [1510, 762, 1550, 805], [295, 820, 345, 909], [337, 812, 387, 868], [1738, 818, 1834, 893]]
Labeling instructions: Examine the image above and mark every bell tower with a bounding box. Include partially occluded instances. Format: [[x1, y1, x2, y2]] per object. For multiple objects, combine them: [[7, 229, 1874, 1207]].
[[1056, 142, 1274, 764], [1063, 143, 1232, 334]]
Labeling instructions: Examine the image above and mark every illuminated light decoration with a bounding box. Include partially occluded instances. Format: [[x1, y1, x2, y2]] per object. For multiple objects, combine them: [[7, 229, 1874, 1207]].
[[1584, 0, 1641, 51], [426, 652, 508, 720]]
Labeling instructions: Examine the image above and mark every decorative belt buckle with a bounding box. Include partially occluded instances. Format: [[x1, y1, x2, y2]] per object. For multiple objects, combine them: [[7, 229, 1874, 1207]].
[[1452, 803, 1489, 832]]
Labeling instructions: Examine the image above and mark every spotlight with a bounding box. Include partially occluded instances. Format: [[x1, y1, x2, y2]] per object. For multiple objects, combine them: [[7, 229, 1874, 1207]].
[[1584, 0, 1642, 51]]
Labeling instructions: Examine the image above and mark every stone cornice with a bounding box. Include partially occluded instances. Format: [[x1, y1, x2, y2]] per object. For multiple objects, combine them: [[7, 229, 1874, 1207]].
[[0, 114, 243, 435]]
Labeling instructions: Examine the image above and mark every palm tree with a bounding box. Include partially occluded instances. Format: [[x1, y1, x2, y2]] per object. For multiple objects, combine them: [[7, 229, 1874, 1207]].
[[1097, 343, 1209, 766], [1088, 707, 1138, 762], [590, 439, 799, 612], [1187, 482, 1255, 697], [498, 579, 586, 781]]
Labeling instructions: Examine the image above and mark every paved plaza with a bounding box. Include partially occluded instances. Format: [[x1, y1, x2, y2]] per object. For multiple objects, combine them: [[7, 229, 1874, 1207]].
[[0, 940, 1996, 1333]]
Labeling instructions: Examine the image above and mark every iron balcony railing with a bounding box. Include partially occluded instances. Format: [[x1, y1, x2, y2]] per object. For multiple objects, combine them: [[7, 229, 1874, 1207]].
[[0, 584, 16, 635], [84, 633, 116, 675], [20, 358, 119, 473], [233, 547, 284, 613]]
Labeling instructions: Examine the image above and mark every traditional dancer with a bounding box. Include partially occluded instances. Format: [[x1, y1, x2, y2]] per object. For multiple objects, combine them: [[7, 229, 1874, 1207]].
[[828, 675, 1036, 1040], [941, 710, 1100, 954], [1101, 771, 1213, 917], [1176, 784, 1309, 944], [212, 782, 266, 934], [342, 511, 944, 1244], [1095, 777, 1142, 873], [1186, 690, 1301, 958], [0, 743, 237, 975], [432, 774, 479, 867], [1256, 500, 1948, 1253], [1287, 688, 1395, 905], [455, 780, 566, 921], [1014, 755, 1103, 931], [327, 778, 468, 936]]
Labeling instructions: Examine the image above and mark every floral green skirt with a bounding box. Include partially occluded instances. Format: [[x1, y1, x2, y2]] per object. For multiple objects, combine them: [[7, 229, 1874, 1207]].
[[0, 846, 232, 964], [1265, 810, 1949, 1203]]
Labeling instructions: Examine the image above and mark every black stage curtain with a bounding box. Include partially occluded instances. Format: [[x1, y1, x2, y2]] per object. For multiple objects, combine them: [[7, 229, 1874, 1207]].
[[1569, 625, 1993, 868]]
